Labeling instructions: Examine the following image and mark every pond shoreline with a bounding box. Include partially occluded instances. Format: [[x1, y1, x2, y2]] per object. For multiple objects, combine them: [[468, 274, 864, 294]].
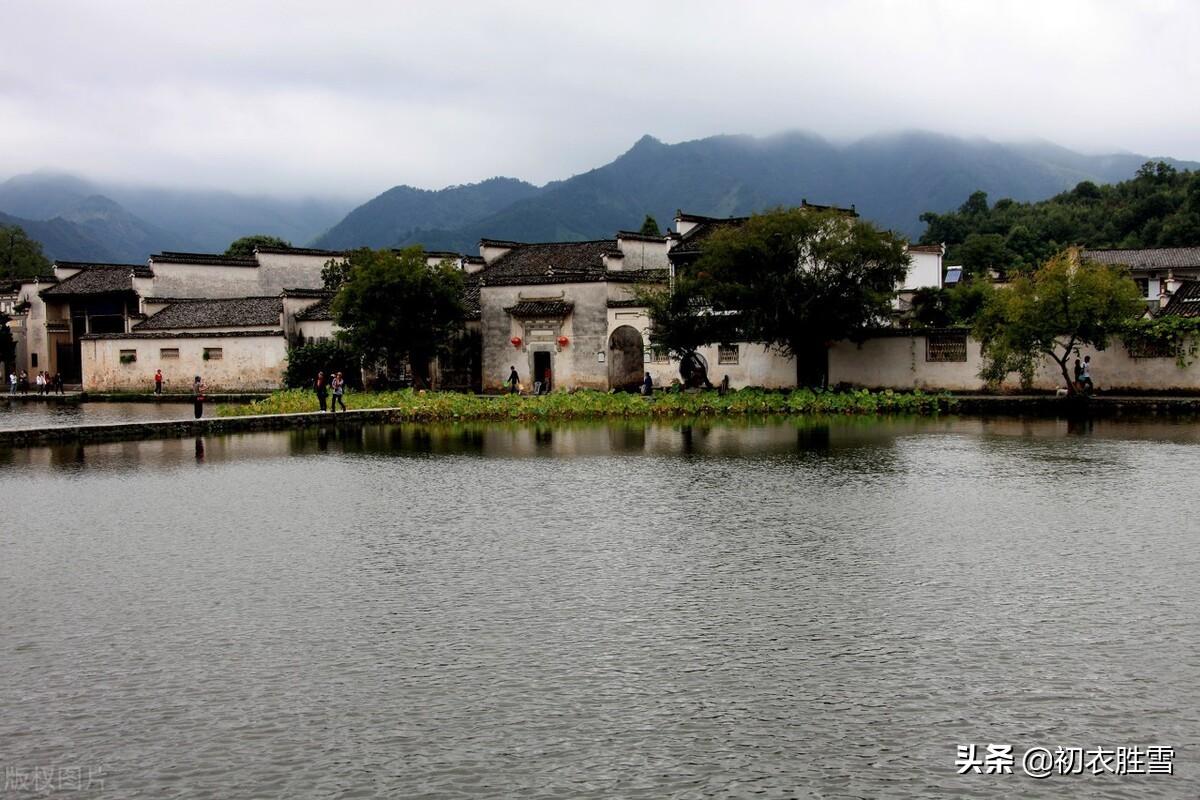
[[2, 393, 1200, 448]]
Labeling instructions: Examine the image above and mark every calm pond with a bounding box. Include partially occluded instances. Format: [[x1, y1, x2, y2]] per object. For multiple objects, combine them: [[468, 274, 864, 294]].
[[1, 417, 1198, 798], [0, 400, 196, 430]]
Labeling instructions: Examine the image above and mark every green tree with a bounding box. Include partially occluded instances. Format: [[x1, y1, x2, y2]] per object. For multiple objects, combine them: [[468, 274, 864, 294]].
[[957, 233, 1013, 278], [321, 258, 352, 290], [919, 162, 1200, 265], [225, 235, 291, 259], [973, 251, 1144, 394], [331, 247, 464, 388], [0, 224, 51, 280], [652, 207, 911, 386], [638, 214, 661, 236], [284, 340, 362, 389]]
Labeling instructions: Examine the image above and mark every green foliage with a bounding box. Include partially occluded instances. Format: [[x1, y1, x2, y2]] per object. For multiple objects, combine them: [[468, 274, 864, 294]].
[[651, 207, 911, 385], [973, 251, 1145, 392], [331, 246, 465, 387], [638, 214, 661, 236], [920, 162, 1200, 273], [905, 280, 996, 328], [321, 257, 351, 290], [1119, 316, 1200, 368], [0, 224, 51, 280], [284, 340, 362, 389], [224, 234, 291, 259], [118, 353, 136, 364], [219, 387, 953, 420]]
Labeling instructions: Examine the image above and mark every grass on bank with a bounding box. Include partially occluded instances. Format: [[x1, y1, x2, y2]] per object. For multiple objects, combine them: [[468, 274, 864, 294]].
[[217, 388, 953, 421]]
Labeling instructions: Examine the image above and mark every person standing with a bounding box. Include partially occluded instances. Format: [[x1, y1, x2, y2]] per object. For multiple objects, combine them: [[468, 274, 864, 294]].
[[192, 376, 206, 419], [542, 367, 552, 395], [507, 366, 520, 394], [642, 371, 653, 396], [314, 371, 328, 412], [7, 372, 15, 394], [331, 372, 347, 412], [154, 369, 163, 395], [1080, 355, 1094, 394], [35, 371, 45, 395], [54, 373, 64, 394]]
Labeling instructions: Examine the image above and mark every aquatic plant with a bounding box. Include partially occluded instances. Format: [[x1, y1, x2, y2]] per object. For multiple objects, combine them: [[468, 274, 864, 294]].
[[218, 387, 954, 421]]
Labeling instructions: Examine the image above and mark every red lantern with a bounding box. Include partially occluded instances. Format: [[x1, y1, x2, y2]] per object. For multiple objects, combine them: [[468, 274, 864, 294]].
[[557, 335, 569, 347], [510, 336, 522, 348]]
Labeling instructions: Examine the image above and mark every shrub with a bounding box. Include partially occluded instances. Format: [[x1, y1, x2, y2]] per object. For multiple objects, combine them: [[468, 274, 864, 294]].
[[284, 341, 362, 389]]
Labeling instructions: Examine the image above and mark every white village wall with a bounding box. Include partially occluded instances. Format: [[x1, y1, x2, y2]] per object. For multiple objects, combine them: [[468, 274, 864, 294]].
[[148, 263, 261, 299], [253, 252, 338, 295], [82, 334, 288, 392], [829, 333, 1200, 392]]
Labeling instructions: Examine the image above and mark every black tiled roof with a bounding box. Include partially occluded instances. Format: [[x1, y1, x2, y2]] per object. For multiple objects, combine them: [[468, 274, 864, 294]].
[[478, 240, 618, 286], [281, 287, 330, 298], [135, 297, 283, 330], [607, 298, 645, 308], [1083, 247, 1200, 270], [1159, 281, 1200, 318], [150, 251, 258, 267], [295, 296, 335, 321], [606, 268, 668, 284], [54, 260, 154, 276], [504, 300, 574, 317], [255, 246, 344, 256], [41, 264, 151, 297], [81, 330, 285, 340], [462, 273, 481, 320], [669, 216, 748, 257]]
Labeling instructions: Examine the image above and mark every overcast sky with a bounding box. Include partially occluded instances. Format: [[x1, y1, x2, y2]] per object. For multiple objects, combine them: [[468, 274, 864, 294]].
[[2, 0, 1197, 199]]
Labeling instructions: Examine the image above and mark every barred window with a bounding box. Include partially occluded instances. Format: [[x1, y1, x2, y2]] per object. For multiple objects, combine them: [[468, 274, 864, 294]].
[[160, 348, 179, 359], [645, 348, 670, 364], [925, 332, 968, 362], [203, 347, 224, 361], [1134, 278, 1150, 298], [119, 349, 137, 364], [1126, 339, 1175, 359], [718, 344, 739, 365]]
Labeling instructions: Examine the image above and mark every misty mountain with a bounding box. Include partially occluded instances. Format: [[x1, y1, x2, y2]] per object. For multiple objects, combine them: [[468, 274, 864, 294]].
[[312, 177, 539, 250], [0, 171, 354, 261], [331, 131, 1197, 252]]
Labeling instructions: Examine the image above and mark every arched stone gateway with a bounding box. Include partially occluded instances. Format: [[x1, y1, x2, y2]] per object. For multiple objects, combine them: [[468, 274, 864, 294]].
[[607, 325, 645, 390]]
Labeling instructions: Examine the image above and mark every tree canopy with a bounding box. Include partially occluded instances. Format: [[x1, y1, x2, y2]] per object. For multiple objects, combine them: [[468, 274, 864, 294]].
[[225, 235, 292, 259], [920, 162, 1200, 277], [973, 251, 1144, 393], [1, 224, 52, 280], [647, 207, 910, 385], [638, 215, 661, 236], [331, 247, 464, 388]]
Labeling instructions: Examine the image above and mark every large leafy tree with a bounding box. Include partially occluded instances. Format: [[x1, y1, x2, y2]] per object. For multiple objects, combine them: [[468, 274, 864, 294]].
[[1, 224, 51, 280], [652, 207, 910, 386], [225, 235, 291, 259], [331, 247, 464, 388], [973, 251, 1144, 393]]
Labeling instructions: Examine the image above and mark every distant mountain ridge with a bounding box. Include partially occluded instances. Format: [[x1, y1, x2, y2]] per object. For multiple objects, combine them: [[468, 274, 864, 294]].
[[0, 171, 354, 262], [320, 131, 1200, 253], [5, 130, 1197, 263]]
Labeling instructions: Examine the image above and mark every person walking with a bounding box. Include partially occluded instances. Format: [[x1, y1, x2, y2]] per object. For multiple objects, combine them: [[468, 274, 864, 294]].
[[507, 366, 520, 394], [1080, 355, 1094, 394], [331, 372, 347, 412], [54, 373, 64, 394], [192, 376, 206, 419], [7, 372, 15, 394], [35, 371, 45, 395], [642, 371, 654, 396], [19, 370, 28, 394], [314, 371, 328, 412], [154, 369, 163, 395]]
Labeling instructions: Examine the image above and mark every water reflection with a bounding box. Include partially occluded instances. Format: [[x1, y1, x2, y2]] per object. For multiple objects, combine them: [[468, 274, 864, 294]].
[[3, 416, 1200, 797]]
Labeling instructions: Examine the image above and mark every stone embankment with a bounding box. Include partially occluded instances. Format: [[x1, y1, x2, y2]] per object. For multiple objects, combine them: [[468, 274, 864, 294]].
[[2, 395, 1200, 449]]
